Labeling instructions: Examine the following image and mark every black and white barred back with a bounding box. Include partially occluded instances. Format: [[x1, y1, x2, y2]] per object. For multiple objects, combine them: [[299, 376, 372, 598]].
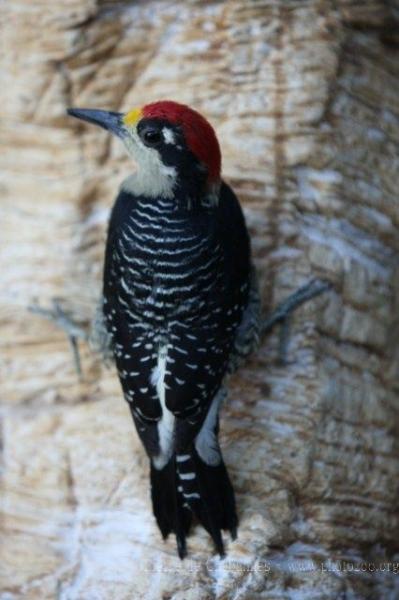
[[102, 181, 259, 557]]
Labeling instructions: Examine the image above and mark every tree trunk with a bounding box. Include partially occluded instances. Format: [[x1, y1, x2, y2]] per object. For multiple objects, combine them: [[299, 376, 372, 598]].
[[1, 1, 399, 598]]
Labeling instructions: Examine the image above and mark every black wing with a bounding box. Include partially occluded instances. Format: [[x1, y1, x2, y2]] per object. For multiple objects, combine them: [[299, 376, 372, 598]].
[[162, 181, 251, 445], [102, 183, 251, 456]]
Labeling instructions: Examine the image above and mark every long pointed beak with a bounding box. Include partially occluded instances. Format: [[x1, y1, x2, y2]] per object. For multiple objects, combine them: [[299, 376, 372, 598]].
[[67, 108, 125, 138]]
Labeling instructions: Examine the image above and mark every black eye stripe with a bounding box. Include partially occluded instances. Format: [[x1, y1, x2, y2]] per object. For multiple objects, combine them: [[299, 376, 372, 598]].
[[137, 118, 184, 149], [144, 130, 162, 144]]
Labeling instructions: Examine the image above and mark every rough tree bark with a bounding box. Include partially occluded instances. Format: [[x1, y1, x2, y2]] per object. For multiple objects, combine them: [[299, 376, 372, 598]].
[[1, 1, 399, 599]]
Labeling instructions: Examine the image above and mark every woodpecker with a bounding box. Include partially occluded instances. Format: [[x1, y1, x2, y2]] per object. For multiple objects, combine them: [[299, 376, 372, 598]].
[[67, 101, 260, 558]]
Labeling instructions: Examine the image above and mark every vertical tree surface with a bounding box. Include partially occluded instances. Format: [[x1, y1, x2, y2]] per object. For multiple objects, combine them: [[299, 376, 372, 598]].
[[1, 1, 399, 598]]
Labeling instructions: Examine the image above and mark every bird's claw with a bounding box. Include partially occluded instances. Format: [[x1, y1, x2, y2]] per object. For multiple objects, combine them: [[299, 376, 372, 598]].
[[28, 298, 88, 377], [261, 278, 332, 363]]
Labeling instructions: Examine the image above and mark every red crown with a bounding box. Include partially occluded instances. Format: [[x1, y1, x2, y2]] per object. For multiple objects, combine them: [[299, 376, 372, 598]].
[[142, 101, 221, 182]]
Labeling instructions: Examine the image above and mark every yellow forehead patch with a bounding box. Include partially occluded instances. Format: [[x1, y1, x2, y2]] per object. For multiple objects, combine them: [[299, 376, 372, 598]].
[[123, 107, 143, 127]]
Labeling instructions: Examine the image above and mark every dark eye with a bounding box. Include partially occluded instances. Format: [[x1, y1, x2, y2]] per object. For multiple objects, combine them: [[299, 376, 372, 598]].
[[143, 129, 162, 146]]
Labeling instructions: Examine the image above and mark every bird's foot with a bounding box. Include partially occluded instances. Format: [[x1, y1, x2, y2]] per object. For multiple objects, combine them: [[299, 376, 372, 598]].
[[261, 278, 332, 364], [28, 298, 88, 377]]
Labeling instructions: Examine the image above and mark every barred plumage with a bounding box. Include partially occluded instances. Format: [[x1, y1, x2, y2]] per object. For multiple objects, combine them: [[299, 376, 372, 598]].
[[103, 183, 252, 458], [68, 100, 260, 558]]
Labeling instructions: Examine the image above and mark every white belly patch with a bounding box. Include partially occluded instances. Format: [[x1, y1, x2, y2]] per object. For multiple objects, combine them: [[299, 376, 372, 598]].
[[151, 345, 175, 469]]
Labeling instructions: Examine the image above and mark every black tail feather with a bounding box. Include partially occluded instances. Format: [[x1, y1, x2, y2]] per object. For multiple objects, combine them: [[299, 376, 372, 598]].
[[150, 448, 237, 558], [191, 448, 238, 555], [150, 460, 191, 557]]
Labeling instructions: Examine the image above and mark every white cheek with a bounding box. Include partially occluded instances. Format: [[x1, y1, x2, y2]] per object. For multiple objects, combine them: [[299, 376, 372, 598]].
[[160, 165, 177, 178], [121, 130, 177, 198]]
